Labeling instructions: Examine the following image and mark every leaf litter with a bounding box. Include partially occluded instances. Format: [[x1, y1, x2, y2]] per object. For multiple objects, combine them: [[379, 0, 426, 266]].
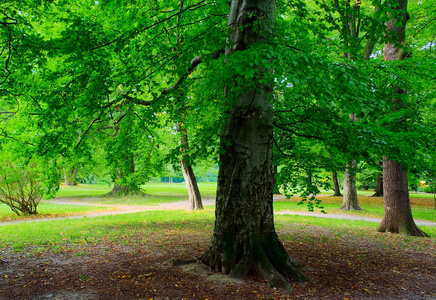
[[0, 221, 435, 300]]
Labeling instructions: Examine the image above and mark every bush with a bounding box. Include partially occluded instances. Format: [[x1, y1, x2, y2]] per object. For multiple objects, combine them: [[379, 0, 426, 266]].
[[0, 161, 44, 216], [421, 185, 435, 194]]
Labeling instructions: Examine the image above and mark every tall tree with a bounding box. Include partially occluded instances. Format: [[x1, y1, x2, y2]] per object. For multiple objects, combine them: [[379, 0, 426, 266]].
[[376, 0, 428, 237], [199, 0, 308, 290]]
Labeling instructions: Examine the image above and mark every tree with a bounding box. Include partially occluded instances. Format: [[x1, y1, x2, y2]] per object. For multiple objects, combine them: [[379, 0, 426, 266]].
[[177, 121, 203, 210], [199, 0, 308, 290], [332, 172, 342, 196], [2, 0, 435, 290], [341, 160, 362, 210], [64, 166, 79, 186], [376, 0, 429, 237]]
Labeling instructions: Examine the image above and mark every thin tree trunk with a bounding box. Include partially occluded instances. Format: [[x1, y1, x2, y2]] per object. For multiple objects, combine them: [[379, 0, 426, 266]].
[[200, 0, 308, 291], [64, 166, 78, 186], [332, 172, 342, 196], [180, 160, 203, 210], [273, 165, 281, 194], [341, 161, 362, 210], [176, 123, 203, 210], [372, 161, 383, 197], [176, 122, 203, 210], [377, 159, 429, 236], [377, 0, 428, 237], [173, 2, 202, 210]]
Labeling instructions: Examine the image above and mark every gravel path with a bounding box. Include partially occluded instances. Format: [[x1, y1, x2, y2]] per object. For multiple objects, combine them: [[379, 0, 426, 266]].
[[1, 197, 435, 227]]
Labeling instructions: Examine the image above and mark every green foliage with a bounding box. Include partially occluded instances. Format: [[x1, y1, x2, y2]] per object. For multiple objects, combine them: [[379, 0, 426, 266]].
[[0, 0, 435, 205]]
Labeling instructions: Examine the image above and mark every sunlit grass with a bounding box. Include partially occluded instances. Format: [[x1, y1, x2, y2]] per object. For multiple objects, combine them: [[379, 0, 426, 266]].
[[55, 184, 112, 198], [55, 182, 218, 198], [142, 182, 217, 198], [0, 202, 110, 222], [0, 209, 434, 253], [273, 195, 435, 222]]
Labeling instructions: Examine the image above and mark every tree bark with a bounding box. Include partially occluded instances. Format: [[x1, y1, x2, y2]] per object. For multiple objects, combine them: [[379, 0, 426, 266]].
[[332, 172, 342, 196], [377, 0, 428, 237], [200, 0, 307, 291], [341, 161, 362, 210], [377, 159, 429, 236], [177, 122, 203, 210]]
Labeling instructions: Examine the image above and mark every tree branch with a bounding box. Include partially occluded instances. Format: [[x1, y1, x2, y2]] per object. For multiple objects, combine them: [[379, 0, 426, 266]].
[[75, 111, 104, 149], [273, 121, 324, 140]]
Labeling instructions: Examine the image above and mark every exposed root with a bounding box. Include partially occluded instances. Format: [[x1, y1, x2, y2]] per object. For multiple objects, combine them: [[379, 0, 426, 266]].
[[377, 221, 430, 237], [102, 187, 147, 198], [163, 257, 197, 266], [255, 262, 294, 293], [340, 203, 363, 211], [199, 234, 310, 294], [371, 192, 383, 197]]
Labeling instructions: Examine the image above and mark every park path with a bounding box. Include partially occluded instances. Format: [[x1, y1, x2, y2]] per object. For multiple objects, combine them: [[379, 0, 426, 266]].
[[1, 197, 435, 227]]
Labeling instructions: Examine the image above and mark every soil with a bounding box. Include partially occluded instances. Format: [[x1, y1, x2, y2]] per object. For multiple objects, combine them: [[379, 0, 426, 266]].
[[1, 197, 435, 299]]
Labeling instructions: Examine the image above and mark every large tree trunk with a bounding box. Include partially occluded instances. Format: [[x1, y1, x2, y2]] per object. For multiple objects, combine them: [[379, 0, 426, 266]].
[[332, 172, 342, 196], [176, 122, 203, 210], [377, 159, 429, 236], [377, 0, 428, 237], [64, 166, 78, 186], [341, 161, 362, 210], [200, 0, 307, 291]]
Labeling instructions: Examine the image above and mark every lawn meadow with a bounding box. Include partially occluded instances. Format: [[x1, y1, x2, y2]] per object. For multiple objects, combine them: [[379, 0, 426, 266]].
[[1, 182, 435, 251], [1, 183, 435, 299]]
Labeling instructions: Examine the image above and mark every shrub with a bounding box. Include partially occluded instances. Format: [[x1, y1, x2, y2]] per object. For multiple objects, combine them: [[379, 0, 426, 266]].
[[0, 161, 44, 216], [422, 185, 435, 194]]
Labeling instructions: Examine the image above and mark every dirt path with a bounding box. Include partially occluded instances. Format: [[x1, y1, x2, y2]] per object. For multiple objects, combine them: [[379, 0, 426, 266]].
[[1, 197, 435, 227]]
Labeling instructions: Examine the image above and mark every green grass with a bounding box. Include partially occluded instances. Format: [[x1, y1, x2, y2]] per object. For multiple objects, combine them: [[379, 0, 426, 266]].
[[55, 184, 112, 197], [0, 209, 433, 253], [0, 202, 110, 222], [55, 182, 217, 198], [54, 182, 218, 206], [320, 188, 436, 198], [273, 195, 436, 222], [141, 182, 217, 198], [0, 209, 216, 251], [1, 183, 434, 252]]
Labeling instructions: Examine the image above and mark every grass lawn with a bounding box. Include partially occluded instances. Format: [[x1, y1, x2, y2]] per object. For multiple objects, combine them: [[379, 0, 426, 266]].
[[273, 195, 436, 222], [1, 208, 434, 251], [0, 202, 111, 222], [0, 185, 434, 299]]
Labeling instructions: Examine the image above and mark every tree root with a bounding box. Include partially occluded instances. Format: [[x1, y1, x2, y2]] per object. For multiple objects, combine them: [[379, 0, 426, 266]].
[[377, 221, 430, 237], [199, 235, 310, 294], [340, 203, 363, 211]]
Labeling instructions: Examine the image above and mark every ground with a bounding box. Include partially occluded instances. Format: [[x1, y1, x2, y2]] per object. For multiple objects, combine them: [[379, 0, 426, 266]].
[[0, 197, 435, 299]]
